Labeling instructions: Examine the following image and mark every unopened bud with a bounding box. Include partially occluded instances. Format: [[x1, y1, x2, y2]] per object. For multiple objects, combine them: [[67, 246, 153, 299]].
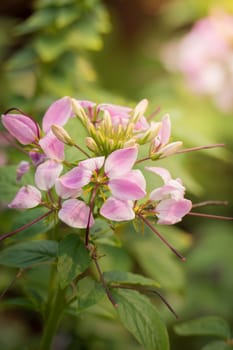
[[158, 141, 183, 158], [137, 121, 161, 144], [131, 99, 148, 124], [51, 125, 73, 145], [85, 137, 98, 153], [71, 99, 89, 125]]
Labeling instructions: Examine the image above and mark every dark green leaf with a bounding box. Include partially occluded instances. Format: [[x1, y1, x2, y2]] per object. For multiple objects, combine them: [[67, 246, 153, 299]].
[[0, 240, 57, 268], [10, 207, 54, 240], [104, 271, 160, 288], [201, 341, 233, 350], [75, 277, 105, 313], [57, 234, 91, 288], [113, 289, 169, 350], [174, 316, 231, 339]]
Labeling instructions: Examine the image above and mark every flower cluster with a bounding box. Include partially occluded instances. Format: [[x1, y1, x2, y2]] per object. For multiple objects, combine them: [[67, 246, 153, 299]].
[[161, 10, 233, 112], [1, 96, 194, 256]]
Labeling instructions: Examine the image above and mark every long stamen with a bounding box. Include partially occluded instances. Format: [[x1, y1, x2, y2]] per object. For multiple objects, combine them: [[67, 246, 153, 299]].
[[0, 209, 54, 242], [175, 143, 225, 154], [192, 200, 228, 208], [188, 212, 233, 221], [138, 214, 186, 261]]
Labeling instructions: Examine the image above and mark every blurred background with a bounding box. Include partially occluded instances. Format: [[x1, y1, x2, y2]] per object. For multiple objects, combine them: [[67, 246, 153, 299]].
[[0, 0, 233, 349]]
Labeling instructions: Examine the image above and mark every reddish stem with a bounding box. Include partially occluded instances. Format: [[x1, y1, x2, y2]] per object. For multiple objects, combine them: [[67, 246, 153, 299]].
[[138, 214, 186, 261], [188, 212, 233, 221], [0, 210, 54, 242]]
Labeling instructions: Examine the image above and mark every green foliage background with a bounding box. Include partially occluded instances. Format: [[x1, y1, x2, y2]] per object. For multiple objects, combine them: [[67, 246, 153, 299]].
[[0, 0, 232, 349]]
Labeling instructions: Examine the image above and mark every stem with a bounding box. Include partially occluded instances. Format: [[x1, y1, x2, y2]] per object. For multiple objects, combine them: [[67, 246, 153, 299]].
[[40, 286, 67, 350], [0, 209, 54, 242], [85, 185, 98, 247], [188, 212, 233, 221], [92, 250, 118, 308], [138, 214, 186, 261], [73, 143, 90, 158], [175, 143, 224, 155]]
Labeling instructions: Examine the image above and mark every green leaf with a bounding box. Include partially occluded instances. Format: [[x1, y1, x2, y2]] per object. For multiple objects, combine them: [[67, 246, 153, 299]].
[[57, 234, 91, 289], [174, 316, 231, 339], [113, 289, 169, 350], [0, 240, 58, 268], [201, 341, 233, 350], [104, 271, 160, 288], [75, 277, 105, 313], [10, 207, 54, 240]]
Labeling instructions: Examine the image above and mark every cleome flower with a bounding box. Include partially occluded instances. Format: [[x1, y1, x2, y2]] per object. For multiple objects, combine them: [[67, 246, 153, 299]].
[[141, 167, 192, 225], [56, 147, 146, 221]]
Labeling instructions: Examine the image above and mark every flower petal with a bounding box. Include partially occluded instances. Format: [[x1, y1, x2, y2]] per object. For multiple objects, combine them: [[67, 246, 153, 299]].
[[9, 185, 41, 209], [58, 199, 94, 228], [156, 198, 192, 225], [39, 130, 64, 161], [16, 161, 30, 182], [158, 114, 171, 145], [1, 114, 39, 145], [42, 96, 73, 133], [100, 197, 135, 221], [105, 147, 138, 178], [150, 180, 185, 201], [56, 166, 92, 195], [145, 166, 172, 183], [79, 156, 105, 172], [35, 160, 63, 190], [108, 171, 146, 200]]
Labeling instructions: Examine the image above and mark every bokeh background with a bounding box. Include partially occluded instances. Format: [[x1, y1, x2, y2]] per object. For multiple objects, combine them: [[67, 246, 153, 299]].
[[0, 0, 233, 349]]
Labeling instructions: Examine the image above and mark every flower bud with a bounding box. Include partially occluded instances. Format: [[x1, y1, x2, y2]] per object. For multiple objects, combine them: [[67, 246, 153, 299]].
[[85, 137, 99, 153], [158, 141, 183, 158], [131, 99, 148, 124], [51, 124, 73, 145], [1, 113, 39, 145], [16, 161, 30, 182]]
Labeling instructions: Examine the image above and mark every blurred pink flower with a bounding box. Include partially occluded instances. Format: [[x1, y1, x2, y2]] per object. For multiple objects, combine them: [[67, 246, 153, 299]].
[[162, 11, 233, 112]]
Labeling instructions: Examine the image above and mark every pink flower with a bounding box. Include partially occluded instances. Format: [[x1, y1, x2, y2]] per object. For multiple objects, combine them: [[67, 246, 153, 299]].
[[1, 113, 39, 145], [56, 147, 146, 221], [9, 185, 42, 209], [152, 115, 182, 158], [146, 167, 192, 224], [58, 199, 94, 228]]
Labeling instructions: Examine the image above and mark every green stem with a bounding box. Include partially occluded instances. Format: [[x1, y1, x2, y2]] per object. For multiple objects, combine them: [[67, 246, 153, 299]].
[[40, 286, 67, 350]]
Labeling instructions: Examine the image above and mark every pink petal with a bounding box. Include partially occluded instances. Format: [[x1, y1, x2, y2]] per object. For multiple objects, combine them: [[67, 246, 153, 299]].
[[55, 166, 92, 194], [16, 161, 30, 182], [158, 114, 171, 145], [58, 199, 94, 228], [105, 147, 138, 178], [150, 180, 185, 201], [39, 130, 64, 161], [35, 160, 63, 190], [100, 197, 135, 221], [55, 179, 82, 199], [108, 171, 146, 200], [145, 166, 172, 183], [1, 114, 39, 145], [156, 198, 192, 225], [9, 185, 41, 209], [79, 156, 105, 172], [42, 96, 73, 133]]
